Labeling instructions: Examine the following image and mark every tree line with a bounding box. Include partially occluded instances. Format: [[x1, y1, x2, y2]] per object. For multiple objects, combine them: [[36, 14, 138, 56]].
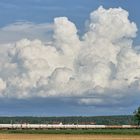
[[0, 106, 139, 125], [0, 115, 137, 125]]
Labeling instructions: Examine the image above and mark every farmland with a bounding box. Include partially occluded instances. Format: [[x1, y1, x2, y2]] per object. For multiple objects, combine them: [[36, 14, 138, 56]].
[[0, 134, 140, 140]]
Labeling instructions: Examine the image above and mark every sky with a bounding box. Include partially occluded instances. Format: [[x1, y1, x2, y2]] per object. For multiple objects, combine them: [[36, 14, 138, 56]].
[[0, 0, 140, 116]]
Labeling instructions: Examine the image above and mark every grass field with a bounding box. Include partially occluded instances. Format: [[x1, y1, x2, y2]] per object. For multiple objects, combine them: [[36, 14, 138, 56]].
[[0, 134, 140, 140], [0, 129, 140, 135]]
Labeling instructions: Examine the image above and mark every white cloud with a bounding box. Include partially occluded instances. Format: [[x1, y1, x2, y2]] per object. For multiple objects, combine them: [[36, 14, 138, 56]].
[[0, 6, 140, 106]]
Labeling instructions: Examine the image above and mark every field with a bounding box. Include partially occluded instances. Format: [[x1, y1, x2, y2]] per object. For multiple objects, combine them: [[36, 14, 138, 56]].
[[0, 129, 140, 140], [0, 134, 140, 140]]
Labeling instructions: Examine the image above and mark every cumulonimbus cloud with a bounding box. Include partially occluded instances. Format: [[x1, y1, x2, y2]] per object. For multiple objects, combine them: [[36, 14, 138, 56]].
[[0, 6, 140, 106]]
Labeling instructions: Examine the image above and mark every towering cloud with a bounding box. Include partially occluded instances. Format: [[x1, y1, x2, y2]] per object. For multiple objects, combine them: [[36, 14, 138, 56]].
[[0, 6, 140, 106]]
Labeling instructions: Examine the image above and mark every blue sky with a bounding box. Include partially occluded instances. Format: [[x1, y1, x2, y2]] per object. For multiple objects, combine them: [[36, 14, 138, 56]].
[[0, 0, 140, 116]]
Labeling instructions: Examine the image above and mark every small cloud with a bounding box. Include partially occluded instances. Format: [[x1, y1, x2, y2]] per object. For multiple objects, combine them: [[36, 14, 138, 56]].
[[0, 21, 53, 44]]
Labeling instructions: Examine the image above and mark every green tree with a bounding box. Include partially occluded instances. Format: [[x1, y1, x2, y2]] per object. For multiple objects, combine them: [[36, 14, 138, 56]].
[[134, 106, 140, 125]]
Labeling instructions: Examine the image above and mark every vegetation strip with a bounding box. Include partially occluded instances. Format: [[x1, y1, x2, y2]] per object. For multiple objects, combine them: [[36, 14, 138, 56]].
[[0, 129, 140, 135]]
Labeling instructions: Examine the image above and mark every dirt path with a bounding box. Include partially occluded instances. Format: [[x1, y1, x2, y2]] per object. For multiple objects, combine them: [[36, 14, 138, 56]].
[[0, 134, 140, 140]]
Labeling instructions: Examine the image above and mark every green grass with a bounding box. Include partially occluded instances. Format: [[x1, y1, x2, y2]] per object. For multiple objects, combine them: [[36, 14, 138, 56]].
[[0, 129, 140, 135]]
